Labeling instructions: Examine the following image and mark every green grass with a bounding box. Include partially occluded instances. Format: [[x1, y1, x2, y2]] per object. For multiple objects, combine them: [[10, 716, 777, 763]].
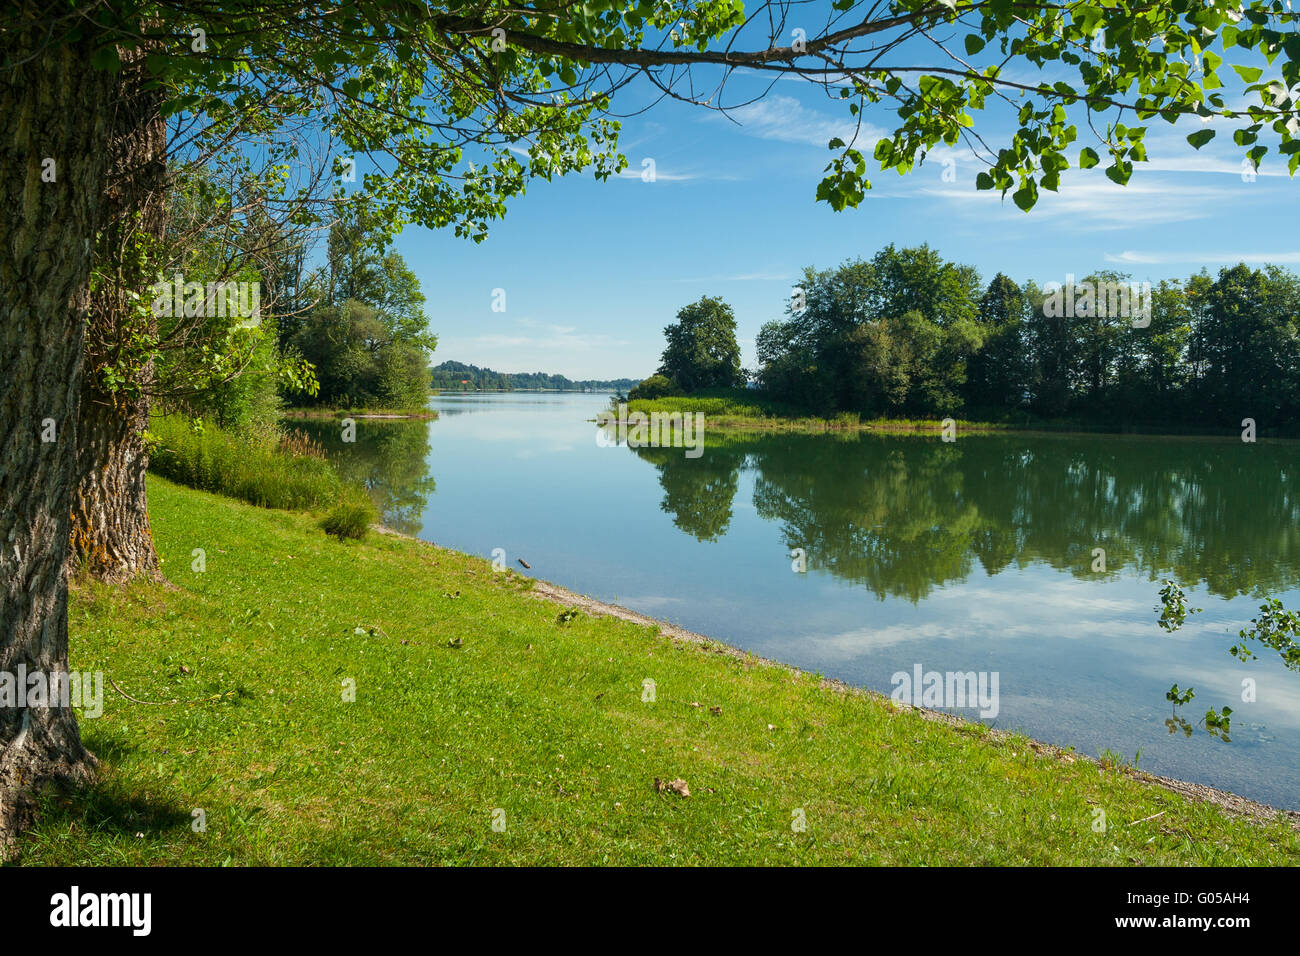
[[148, 414, 342, 510], [15, 476, 1300, 865], [319, 492, 379, 541], [622, 390, 1281, 438], [623, 392, 1008, 434]]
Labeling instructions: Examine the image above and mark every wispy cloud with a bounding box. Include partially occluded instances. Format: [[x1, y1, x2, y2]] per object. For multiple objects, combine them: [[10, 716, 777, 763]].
[[1105, 249, 1300, 265], [922, 172, 1245, 230], [718, 94, 885, 150]]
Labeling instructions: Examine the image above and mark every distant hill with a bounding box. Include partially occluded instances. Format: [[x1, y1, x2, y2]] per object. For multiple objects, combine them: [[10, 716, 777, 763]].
[[430, 360, 636, 392]]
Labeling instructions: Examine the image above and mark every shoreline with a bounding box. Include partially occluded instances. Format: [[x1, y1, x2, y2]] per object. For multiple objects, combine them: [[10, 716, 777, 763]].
[[374, 524, 1300, 827], [282, 408, 438, 420]]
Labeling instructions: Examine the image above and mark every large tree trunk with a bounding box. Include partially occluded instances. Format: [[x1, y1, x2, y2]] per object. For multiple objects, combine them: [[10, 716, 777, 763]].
[[69, 384, 162, 583], [69, 50, 167, 584], [0, 19, 116, 856]]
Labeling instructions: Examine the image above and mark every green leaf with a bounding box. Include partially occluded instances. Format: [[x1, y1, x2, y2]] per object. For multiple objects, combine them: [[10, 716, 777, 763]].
[[1012, 178, 1038, 211], [1186, 128, 1216, 149], [1079, 147, 1100, 168], [1232, 64, 1263, 83], [1105, 160, 1133, 186], [90, 44, 121, 73], [965, 35, 986, 56]]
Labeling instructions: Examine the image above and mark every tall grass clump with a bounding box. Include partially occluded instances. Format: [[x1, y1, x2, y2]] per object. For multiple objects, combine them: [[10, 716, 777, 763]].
[[319, 487, 379, 541], [148, 413, 342, 510]]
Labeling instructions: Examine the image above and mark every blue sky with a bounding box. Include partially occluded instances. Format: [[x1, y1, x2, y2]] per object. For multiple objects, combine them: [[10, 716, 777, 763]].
[[391, 66, 1300, 381]]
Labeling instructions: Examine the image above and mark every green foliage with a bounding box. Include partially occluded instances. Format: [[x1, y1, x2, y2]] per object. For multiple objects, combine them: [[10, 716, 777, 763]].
[[657, 296, 745, 392], [293, 300, 429, 409], [1230, 599, 1300, 670], [751, 246, 1300, 431], [320, 490, 379, 541], [292, 206, 434, 409], [1151, 581, 1300, 742], [626, 388, 809, 421], [147, 414, 342, 510], [430, 360, 634, 392], [756, 246, 983, 418], [1156, 580, 1202, 632], [627, 374, 680, 401], [155, 165, 319, 431]]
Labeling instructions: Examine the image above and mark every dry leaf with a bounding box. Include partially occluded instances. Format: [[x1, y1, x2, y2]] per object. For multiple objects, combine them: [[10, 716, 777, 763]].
[[654, 777, 690, 797]]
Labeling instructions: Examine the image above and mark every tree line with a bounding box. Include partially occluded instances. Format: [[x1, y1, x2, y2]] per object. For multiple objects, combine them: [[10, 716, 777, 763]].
[[431, 361, 635, 392], [640, 245, 1300, 431]]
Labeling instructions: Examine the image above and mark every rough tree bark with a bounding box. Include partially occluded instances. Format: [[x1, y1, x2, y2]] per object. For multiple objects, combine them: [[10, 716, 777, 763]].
[[0, 20, 115, 856], [69, 47, 168, 584]]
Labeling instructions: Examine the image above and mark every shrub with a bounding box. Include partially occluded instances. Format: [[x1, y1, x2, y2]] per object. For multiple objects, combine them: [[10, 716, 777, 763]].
[[628, 374, 680, 401], [320, 491, 379, 541]]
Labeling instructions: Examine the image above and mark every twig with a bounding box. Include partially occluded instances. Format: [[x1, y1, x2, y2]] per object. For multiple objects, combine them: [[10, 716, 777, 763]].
[[1126, 810, 1167, 827], [109, 678, 177, 706]]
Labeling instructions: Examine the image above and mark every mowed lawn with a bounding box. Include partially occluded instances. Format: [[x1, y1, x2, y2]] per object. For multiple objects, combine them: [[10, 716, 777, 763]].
[[15, 476, 1300, 865]]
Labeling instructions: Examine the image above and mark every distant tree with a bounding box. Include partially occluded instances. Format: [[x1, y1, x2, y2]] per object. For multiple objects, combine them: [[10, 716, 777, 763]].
[[658, 296, 745, 392], [965, 274, 1033, 411], [1024, 281, 1078, 417], [1190, 264, 1300, 424], [294, 212, 435, 407], [756, 250, 982, 416], [866, 244, 981, 327]]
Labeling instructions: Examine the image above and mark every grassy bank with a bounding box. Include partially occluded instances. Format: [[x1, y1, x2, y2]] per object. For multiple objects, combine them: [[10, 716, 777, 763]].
[[148, 414, 342, 510], [14, 477, 1300, 864], [621, 390, 1272, 438], [624, 392, 1010, 435]]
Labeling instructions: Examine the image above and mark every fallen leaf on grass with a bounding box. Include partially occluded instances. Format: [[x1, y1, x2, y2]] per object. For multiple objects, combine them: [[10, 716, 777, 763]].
[[653, 777, 690, 797]]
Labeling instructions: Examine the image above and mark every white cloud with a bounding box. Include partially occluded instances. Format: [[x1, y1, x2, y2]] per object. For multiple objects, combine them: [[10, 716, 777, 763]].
[[1104, 249, 1300, 265], [719, 94, 886, 150], [922, 172, 1246, 230]]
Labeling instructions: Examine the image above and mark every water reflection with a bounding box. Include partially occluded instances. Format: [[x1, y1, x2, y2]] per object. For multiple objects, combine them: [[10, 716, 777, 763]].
[[287, 418, 436, 535], [632, 432, 1300, 601]]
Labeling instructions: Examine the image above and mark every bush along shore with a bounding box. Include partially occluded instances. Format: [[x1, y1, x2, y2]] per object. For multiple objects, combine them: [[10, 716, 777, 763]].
[[281, 406, 438, 420], [618, 390, 1283, 439], [15, 458, 1300, 862]]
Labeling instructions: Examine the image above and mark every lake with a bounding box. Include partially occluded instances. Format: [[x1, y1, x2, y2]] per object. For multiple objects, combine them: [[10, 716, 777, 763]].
[[292, 391, 1300, 809]]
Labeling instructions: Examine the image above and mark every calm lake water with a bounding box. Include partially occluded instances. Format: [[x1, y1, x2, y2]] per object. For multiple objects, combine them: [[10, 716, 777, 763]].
[[293, 392, 1300, 809]]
